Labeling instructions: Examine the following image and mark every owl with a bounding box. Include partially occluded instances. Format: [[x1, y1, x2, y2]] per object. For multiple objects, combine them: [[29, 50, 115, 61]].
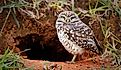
[[56, 11, 101, 63]]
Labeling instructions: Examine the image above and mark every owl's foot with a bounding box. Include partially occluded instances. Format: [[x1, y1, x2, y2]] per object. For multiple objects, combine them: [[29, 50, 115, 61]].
[[65, 55, 77, 64]]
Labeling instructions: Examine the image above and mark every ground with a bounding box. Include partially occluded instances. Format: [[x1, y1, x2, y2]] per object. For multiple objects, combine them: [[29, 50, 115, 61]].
[[0, 0, 121, 70]]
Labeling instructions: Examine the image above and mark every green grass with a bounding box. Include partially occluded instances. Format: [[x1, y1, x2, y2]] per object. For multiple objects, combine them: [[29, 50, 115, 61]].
[[89, 0, 109, 17], [0, 0, 27, 35], [0, 47, 33, 70], [85, 0, 121, 69], [0, 0, 29, 28], [48, 0, 70, 11], [0, 0, 43, 35]]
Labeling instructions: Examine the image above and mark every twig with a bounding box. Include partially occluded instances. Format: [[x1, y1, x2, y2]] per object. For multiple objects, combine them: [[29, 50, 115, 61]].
[[0, 9, 11, 35]]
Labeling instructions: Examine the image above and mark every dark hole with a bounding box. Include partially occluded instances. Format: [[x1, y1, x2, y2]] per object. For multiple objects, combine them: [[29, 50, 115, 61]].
[[14, 33, 73, 62]]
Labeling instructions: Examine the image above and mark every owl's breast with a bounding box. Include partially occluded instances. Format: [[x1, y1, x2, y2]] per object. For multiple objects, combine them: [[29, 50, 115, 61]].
[[56, 25, 84, 55]]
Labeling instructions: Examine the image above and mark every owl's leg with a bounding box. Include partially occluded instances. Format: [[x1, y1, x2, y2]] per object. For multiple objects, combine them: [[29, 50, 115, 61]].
[[71, 54, 77, 63], [66, 55, 77, 64]]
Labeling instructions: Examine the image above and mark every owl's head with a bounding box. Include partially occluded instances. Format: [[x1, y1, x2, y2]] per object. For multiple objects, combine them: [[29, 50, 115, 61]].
[[56, 11, 80, 24]]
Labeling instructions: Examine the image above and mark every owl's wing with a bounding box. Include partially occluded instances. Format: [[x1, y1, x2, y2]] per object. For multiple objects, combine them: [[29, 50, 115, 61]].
[[65, 23, 100, 54]]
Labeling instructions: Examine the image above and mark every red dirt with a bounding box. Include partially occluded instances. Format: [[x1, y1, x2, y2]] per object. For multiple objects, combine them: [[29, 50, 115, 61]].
[[23, 57, 112, 70]]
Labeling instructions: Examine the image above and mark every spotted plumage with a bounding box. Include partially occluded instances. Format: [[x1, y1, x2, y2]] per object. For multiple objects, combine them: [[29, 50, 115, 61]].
[[56, 11, 100, 63]]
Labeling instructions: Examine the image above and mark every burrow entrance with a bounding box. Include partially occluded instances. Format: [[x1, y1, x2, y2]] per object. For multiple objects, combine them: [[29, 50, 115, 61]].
[[15, 33, 73, 62]]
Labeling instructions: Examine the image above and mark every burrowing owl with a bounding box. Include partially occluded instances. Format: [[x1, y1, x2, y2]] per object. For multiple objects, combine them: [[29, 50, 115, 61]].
[[56, 11, 101, 63]]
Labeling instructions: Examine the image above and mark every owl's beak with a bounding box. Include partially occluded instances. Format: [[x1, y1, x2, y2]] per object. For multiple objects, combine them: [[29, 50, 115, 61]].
[[66, 19, 70, 23]]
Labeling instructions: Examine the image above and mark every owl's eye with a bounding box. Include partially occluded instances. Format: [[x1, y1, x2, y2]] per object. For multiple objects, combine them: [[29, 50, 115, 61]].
[[70, 16, 77, 20], [57, 20, 63, 23], [60, 16, 65, 20]]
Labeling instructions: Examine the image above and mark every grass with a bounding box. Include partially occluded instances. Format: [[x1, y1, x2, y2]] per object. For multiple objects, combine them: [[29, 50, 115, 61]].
[[0, 0, 30, 28], [0, 0, 43, 35], [99, 18, 121, 69], [48, 0, 71, 12], [0, 0, 27, 35], [0, 47, 33, 70], [89, 0, 109, 17], [74, 0, 121, 69]]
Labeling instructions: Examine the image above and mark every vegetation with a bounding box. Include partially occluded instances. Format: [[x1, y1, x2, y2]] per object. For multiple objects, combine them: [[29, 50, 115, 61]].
[[0, 0, 121, 69], [0, 48, 33, 70]]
